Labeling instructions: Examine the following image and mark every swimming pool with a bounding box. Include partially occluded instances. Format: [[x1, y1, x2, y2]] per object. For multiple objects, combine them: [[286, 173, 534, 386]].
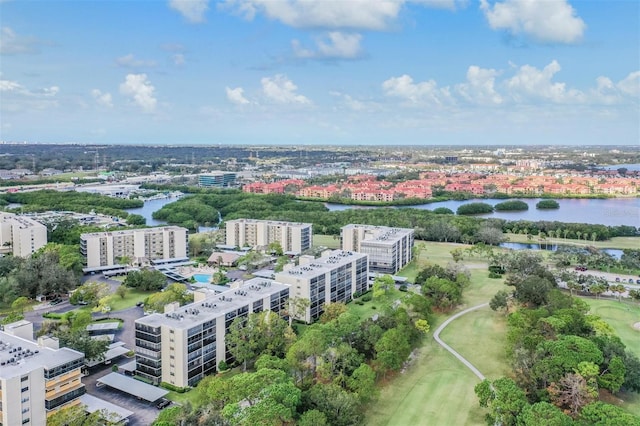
[[193, 273, 212, 283]]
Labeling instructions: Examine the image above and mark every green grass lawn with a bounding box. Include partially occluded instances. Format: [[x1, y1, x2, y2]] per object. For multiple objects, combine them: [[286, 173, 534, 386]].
[[312, 234, 341, 249], [106, 287, 153, 311]]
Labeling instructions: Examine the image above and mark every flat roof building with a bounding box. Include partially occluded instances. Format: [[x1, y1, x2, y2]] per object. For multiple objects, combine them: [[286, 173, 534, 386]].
[[275, 250, 369, 323], [198, 172, 236, 188], [0, 213, 47, 257], [341, 224, 414, 274], [134, 278, 289, 388], [80, 226, 188, 270], [225, 219, 312, 255], [0, 327, 85, 426]]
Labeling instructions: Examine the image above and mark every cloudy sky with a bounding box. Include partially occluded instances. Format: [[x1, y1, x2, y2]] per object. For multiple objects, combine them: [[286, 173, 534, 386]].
[[1, 0, 638, 145]]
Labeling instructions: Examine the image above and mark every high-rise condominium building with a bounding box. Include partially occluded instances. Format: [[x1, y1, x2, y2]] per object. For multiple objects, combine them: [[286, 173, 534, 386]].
[[0, 213, 47, 257], [80, 226, 188, 270], [134, 279, 289, 388], [0, 324, 85, 426], [340, 224, 414, 274], [275, 250, 368, 323], [225, 219, 312, 254]]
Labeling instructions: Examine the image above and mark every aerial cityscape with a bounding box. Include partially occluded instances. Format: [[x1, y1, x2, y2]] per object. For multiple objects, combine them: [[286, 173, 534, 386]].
[[1, 1, 639, 426]]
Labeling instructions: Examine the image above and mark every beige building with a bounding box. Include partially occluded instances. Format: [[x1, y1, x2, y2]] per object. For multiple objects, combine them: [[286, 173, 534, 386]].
[[80, 226, 188, 270], [341, 224, 414, 274], [275, 250, 369, 323], [0, 322, 85, 426], [0, 213, 47, 257], [225, 219, 312, 254], [134, 278, 290, 388]]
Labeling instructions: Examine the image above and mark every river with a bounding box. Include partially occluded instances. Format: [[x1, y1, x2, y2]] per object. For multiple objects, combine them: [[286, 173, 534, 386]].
[[127, 196, 639, 228]]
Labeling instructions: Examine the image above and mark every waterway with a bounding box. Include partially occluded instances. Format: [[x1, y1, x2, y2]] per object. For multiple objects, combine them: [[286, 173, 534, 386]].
[[326, 198, 640, 227], [127, 195, 639, 229], [500, 242, 624, 259]]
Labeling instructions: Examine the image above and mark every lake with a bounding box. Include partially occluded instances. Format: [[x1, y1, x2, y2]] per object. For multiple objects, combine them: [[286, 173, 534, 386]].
[[326, 198, 640, 227], [127, 195, 639, 229], [500, 242, 624, 259]]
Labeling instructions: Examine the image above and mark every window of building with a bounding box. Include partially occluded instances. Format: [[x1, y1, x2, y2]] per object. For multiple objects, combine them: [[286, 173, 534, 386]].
[[21, 387, 29, 392], [21, 376, 28, 382]]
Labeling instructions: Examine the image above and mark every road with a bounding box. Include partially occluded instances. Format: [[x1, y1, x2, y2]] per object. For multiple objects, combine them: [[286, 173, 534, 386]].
[[433, 303, 489, 381]]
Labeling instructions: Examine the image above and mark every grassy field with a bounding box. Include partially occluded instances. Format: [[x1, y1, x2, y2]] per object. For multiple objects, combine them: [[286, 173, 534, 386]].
[[312, 234, 341, 249], [583, 298, 640, 355], [365, 243, 508, 426], [505, 233, 640, 250], [106, 287, 152, 311]]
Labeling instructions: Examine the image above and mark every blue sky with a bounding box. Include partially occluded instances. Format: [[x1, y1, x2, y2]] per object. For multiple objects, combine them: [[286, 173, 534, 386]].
[[1, 0, 638, 145]]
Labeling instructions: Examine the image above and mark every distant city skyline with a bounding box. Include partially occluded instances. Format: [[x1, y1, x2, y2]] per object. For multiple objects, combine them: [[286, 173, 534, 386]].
[[1, 0, 638, 146]]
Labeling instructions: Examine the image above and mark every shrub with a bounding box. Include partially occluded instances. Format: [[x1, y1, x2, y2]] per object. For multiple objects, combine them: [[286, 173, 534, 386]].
[[433, 207, 454, 215], [218, 360, 228, 371], [457, 202, 494, 215], [488, 272, 503, 279], [399, 284, 408, 292], [161, 382, 188, 393], [536, 199, 560, 209], [488, 265, 505, 274], [361, 294, 373, 302], [494, 200, 529, 211]]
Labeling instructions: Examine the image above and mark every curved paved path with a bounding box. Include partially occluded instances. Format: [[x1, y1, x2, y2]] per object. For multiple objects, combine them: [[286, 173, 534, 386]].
[[433, 303, 489, 381]]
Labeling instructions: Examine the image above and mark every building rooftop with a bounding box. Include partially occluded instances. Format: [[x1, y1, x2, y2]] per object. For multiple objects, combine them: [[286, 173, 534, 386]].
[[226, 218, 312, 228], [277, 250, 367, 279], [0, 331, 84, 380], [80, 225, 187, 239], [343, 224, 414, 243], [136, 278, 290, 330]]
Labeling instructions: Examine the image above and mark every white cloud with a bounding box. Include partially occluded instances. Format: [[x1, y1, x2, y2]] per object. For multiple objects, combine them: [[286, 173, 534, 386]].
[[116, 54, 157, 68], [226, 87, 250, 105], [293, 32, 363, 59], [382, 74, 453, 105], [617, 71, 640, 98], [0, 27, 48, 55], [261, 74, 310, 104], [119, 74, 157, 112], [0, 77, 58, 97], [0, 77, 60, 111], [0, 78, 23, 92], [172, 53, 186, 65], [91, 89, 113, 108], [456, 66, 502, 105], [169, 0, 210, 23], [506, 60, 585, 103], [330, 91, 381, 112], [480, 0, 586, 44]]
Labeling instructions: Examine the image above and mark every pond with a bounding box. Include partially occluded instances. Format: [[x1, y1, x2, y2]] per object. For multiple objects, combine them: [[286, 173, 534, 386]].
[[499, 242, 624, 259]]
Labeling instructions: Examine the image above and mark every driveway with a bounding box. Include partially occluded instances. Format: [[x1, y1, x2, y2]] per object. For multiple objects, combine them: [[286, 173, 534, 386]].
[[93, 306, 144, 349]]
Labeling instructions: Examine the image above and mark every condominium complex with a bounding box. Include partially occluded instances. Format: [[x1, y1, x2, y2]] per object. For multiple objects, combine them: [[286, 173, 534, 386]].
[[0, 213, 47, 257], [197, 172, 236, 188], [341, 224, 414, 274], [0, 323, 85, 426], [275, 250, 369, 323], [225, 219, 312, 254], [134, 279, 290, 388], [80, 226, 188, 270]]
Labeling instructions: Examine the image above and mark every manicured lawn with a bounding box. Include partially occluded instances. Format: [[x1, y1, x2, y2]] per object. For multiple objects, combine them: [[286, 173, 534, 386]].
[[312, 234, 340, 249], [105, 287, 153, 312], [165, 389, 200, 405], [582, 297, 640, 356]]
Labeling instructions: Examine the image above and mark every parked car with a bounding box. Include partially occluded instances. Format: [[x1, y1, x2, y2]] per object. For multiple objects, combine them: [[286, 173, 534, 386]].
[[50, 299, 63, 305], [629, 278, 634, 284], [136, 302, 144, 307], [615, 277, 621, 282], [156, 398, 171, 409], [636, 279, 640, 284], [574, 266, 587, 271]]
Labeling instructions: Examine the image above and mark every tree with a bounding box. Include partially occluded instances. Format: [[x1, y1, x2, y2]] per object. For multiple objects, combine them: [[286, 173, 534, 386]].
[[511, 275, 555, 308], [57, 329, 109, 362], [287, 296, 310, 326], [11, 296, 31, 314], [589, 282, 608, 300], [457, 202, 494, 215], [598, 356, 626, 394], [123, 269, 167, 291], [489, 290, 511, 313], [144, 283, 192, 313], [319, 302, 347, 323], [47, 404, 120, 426], [375, 327, 410, 376], [372, 274, 394, 299], [298, 410, 328, 426], [421, 276, 463, 310], [70, 281, 110, 306], [426, 221, 460, 242], [304, 383, 361, 426], [347, 363, 377, 403], [115, 284, 128, 300], [474, 377, 528, 426], [579, 401, 640, 425], [126, 213, 146, 225], [13, 251, 79, 298], [267, 241, 284, 256], [517, 402, 573, 426], [72, 310, 93, 331], [414, 319, 430, 334]]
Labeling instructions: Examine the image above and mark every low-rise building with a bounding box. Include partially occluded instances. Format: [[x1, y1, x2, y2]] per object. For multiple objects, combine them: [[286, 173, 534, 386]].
[[340, 224, 414, 274], [134, 279, 290, 388], [80, 226, 188, 270], [0, 323, 85, 425], [225, 219, 312, 254], [0, 212, 47, 257], [275, 250, 369, 323]]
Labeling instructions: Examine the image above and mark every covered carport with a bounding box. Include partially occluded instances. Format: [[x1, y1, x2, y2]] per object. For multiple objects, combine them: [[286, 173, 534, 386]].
[[97, 372, 168, 402], [80, 394, 133, 424]]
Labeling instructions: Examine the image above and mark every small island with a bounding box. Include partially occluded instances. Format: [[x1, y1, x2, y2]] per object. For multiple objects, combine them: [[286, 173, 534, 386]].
[[536, 199, 561, 209], [494, 200, 529, 211], [457, 202, 494, 215]]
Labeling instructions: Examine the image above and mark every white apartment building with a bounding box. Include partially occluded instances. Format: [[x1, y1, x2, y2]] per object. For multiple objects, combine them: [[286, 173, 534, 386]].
[[134, 278, 290, 388], [341, 224, 414, 274], [80, 226, 188, 270], [0, 323, 85, 426], [225, 219, 312, 254], [275, 250, 369, 323], [0, 213, 47, 257]]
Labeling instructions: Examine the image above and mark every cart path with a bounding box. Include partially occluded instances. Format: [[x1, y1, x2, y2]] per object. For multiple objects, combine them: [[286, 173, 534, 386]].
[[433, 303, 490, 381]]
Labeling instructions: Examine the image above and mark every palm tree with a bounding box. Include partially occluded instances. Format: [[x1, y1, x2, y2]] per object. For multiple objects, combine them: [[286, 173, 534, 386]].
[[563, 229, 569, 240], [591, 232, 597, 243], [576, 231, 582, 242]]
